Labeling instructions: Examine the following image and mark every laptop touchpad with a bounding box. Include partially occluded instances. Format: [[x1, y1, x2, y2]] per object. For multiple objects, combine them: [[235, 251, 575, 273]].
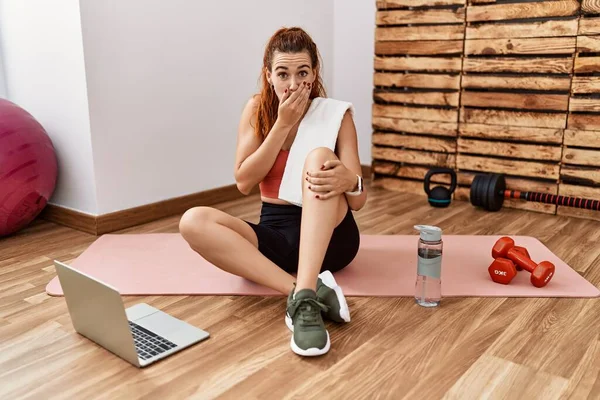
[[136, 312, 187, 338], [135, 311, 208, 346]]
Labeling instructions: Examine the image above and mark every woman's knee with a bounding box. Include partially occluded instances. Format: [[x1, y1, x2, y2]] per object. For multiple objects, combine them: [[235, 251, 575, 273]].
[[180, 206, 258, 249], [304, 147, 336, 168], [179, 206, 217, 242]]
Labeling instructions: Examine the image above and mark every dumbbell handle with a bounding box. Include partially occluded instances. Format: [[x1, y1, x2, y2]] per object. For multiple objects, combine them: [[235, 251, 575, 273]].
[[507, 247, 538, 272], [502, 190, 600, 211]]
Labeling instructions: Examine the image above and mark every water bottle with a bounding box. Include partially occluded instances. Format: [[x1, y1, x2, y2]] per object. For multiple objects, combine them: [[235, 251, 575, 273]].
[[414, 225, 443, 307]]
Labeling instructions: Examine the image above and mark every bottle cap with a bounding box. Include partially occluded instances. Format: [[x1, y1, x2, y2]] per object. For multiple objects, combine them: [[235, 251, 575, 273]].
[[414, 225, 442, 242]]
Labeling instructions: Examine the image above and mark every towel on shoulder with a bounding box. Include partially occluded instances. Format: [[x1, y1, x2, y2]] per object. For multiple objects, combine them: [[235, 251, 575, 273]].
[[278, 97, 355, 207]]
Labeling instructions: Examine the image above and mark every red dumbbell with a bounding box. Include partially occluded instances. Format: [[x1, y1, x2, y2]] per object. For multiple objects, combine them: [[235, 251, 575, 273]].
[[487, 248, 530, 283], [488, 258, 518, 284], [492, 237, 555, 287], [512, 246, 529, 271]]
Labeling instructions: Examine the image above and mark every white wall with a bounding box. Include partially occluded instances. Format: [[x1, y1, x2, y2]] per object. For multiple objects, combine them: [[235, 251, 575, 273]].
[[0, 0, 98, 214], [0, 0, 374, 216], [79, 0, 334, 214], [332, 0, 376, 166]]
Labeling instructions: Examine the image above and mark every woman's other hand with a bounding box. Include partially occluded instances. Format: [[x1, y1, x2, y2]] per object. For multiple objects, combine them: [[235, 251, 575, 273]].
[[305, 160, 357, 200], [277, 82, 310, 128]]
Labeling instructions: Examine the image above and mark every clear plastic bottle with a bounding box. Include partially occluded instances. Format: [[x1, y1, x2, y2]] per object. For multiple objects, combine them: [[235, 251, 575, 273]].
[[414, 225, 443, 307]]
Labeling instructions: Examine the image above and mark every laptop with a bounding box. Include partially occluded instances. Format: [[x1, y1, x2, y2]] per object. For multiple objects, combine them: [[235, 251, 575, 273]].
[[53, 260, 210, 368]]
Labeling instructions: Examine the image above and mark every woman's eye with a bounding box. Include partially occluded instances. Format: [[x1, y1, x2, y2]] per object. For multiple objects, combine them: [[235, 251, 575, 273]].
[[300, 71, 308, 77], [278, 73, 287, 79]]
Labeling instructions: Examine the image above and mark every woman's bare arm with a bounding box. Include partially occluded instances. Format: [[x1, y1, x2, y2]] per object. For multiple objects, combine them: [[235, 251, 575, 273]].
[[336, 110, 367, 211], [234, 96, 292, 195]]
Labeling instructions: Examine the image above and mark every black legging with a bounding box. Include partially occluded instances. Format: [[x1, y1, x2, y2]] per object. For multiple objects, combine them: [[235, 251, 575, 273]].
[[244, 202, 360, 273]]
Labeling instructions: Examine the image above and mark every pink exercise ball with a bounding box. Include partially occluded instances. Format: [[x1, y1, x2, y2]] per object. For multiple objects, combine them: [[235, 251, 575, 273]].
[[0, 98, 57, 237]]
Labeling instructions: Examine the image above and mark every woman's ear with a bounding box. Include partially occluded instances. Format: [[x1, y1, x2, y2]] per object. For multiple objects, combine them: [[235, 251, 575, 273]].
[[265, 68, 272, 85]]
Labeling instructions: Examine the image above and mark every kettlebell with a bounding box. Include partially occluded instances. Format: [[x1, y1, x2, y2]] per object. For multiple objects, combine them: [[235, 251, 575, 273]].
[[424, 168, 457, 208]]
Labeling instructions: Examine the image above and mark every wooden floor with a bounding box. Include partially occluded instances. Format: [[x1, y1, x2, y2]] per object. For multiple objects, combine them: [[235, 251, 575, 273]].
[[1, 183, 599, 400]]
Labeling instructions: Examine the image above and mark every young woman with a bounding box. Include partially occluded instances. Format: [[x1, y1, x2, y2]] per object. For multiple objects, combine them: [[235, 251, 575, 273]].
[[179, 27, 367, 357]]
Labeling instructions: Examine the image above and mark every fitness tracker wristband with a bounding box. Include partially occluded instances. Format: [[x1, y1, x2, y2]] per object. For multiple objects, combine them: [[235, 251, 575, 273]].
[[345, 174, 363, 196]]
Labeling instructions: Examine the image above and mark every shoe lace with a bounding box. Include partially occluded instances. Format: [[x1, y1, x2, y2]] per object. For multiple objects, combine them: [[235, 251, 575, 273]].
[[289, 298, 329, 326]]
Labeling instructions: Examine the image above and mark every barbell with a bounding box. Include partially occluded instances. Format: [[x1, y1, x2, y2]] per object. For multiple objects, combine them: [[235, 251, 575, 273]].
[[470, 173, 600, 212]]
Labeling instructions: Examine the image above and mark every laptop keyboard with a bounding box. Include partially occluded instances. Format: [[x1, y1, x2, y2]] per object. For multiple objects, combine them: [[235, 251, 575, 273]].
[[129, 321, 177, 360]]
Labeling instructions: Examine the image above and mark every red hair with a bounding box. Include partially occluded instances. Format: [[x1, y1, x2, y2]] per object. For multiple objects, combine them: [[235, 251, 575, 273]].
[[254, 27, 327, 139]]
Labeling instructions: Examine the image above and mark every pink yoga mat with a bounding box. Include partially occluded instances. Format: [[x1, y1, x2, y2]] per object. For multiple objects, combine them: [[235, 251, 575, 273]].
[[45, 234, 599, 298]]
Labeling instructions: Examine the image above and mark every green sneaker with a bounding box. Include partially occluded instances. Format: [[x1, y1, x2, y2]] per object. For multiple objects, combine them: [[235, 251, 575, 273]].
[[316, 270, 351, 323], [285, 288, 330, 356]]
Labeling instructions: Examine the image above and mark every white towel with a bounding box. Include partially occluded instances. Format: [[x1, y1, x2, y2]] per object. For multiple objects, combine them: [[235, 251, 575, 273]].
[[278, 97, 355, 207]]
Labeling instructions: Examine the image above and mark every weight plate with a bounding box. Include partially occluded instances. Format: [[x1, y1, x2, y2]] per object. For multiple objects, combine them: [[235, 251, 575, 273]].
[[470, 174, 482, 207], [475, 174, 485, 208], [487, 174, 499, 211], [491, 174, 506, 211], [475, 174, 487, 208], [487, 174, 506, 211], [481, 174, 493, 211], [469, 175, 477, 206]]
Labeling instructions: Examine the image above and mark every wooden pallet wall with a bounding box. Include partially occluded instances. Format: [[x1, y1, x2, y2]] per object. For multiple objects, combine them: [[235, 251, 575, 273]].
[[371, 0, 600, 220], [456, 0, 579, 214], [560, 1, 600, 221], [371, 0, 466, 195]]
